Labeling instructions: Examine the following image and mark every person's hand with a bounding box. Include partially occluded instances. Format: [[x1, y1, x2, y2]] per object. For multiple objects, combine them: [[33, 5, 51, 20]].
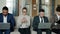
[[21, 19, 25, 23], [21, 17, 27, 23], [54, 23, 58, 25]]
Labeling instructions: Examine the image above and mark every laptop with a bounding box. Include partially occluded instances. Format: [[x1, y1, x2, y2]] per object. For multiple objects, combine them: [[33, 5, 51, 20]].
[[0, 23, 10, 30], [38, 23, 52, 29]]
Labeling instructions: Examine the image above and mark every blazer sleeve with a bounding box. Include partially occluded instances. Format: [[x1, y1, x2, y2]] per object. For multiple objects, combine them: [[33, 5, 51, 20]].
[[44, 16, 49, 23], [32, 16, 38, 31], [46, 17, 49, 22], [10, 14, 15, 27]]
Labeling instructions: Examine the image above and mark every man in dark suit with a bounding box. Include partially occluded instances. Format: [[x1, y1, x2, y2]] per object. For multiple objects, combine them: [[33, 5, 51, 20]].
[[33, 9, 51, 34], [0, 6, 15, 34], [51, 5, 60, 34]]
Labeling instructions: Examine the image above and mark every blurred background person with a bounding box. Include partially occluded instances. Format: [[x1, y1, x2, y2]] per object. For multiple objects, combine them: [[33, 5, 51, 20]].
[[51, 5, 60, 34]]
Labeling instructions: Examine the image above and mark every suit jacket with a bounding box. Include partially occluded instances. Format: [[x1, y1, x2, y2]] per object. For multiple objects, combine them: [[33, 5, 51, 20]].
[[33, 16, 49, 31], [0, 13, 15, 32], [50, 15, 60, 24]]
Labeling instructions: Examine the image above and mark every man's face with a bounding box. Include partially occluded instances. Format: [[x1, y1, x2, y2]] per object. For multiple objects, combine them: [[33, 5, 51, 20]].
[[57, 12, 60, 16], [2, 10, 8, 16], [22, 9, 27, 15], [39, 12, 44, 17]]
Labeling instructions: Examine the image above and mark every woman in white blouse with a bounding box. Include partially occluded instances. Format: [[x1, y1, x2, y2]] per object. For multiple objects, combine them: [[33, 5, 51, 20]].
[[17, 7, 31, 34]]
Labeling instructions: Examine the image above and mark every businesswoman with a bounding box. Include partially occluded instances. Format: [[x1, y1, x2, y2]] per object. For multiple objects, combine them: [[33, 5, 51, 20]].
[[17, 7, 31, 34]]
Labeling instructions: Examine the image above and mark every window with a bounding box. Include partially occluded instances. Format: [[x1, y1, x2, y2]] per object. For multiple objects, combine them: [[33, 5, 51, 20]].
[[6, 0, 19, 16], [41, 0, 50, 17], [39, 0, 51, 17]]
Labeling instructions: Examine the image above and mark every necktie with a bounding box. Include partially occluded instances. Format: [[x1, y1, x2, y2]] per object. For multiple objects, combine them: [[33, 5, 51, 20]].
[[41, 17, 43, 23]]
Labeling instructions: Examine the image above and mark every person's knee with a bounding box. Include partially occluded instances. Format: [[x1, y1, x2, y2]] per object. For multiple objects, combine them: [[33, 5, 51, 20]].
[[37, 29, 42, 32], [46, 29, 51, 32]]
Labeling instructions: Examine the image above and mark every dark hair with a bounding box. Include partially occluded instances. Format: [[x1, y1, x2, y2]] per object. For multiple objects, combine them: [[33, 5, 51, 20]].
[[2, 6, 8, 11], [22, 7, 27, 12], [39, 9, 45, 12], [23, 7, 27, 10], [56, 5, 60, 12]]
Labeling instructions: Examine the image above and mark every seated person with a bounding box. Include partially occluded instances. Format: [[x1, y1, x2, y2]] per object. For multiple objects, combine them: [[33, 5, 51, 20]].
[[33, 9, 51, 34], [17, 7, 31, 34], [0, 6, 15, 34], [51, 5, 60, 34]]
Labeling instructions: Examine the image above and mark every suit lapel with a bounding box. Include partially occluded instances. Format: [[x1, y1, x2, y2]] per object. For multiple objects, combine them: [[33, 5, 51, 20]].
[[43, 16, 45, 22], [38, 16, 40, 23], [54, 15, 58, 22], [1, 14, 3, 22], [39, 16, 45, 23], [7, 14, 10, 23]]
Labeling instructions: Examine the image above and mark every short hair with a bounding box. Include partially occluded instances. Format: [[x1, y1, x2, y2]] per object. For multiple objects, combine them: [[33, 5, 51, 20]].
[[22, 7, 27, 12], [39, 9, 45, 12], [2, 6, 8, 11], [23, 7, 27, 10], [56, 5, 60, 12]]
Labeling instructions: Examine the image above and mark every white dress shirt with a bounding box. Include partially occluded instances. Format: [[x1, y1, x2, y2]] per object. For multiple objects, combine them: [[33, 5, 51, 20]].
[[17, 15, 30, 28], [39, 16, 44, 23], [57, 14, 60, 20], [54, 14, 60, 25], [3, 16, 7, 23]]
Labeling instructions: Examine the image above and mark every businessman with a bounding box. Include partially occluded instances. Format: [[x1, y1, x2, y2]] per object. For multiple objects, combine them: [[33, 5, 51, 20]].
[[0, 6, 15, 34], [51, 5, 60, 34], [33, 9, 51, 34]]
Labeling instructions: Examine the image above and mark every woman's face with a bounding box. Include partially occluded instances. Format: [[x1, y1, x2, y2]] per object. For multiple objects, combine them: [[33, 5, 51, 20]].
[[22, 9, 27, 15]]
